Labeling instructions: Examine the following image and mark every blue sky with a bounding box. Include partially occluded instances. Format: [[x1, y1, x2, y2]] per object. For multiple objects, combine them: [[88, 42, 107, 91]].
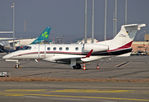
[[0, 0, 148, 42]]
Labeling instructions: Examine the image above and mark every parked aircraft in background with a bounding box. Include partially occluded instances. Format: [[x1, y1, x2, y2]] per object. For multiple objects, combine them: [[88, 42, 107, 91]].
[[0, 27, 51, 53], [3, 24, 146, 69], [0, 38, 15, 41], [0, 38, 14, 52]]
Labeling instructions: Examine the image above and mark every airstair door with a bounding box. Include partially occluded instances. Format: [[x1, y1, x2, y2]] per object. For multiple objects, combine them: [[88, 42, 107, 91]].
[[38, 44, 46, 59]]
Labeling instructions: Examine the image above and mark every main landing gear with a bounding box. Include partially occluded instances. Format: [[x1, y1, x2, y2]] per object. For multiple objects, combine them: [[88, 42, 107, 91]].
[[15, 63, 21, 69], [72, 63, 81, 69]]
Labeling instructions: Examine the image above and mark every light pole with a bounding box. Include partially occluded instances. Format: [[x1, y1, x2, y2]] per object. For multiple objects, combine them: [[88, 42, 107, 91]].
[[125, 0, 128, 25], [11, 2, 15, 49], [91, 0, 94, 43], [84, 0, 87, 44], [113, 0, 117, 37], [104, 0, 107, 41]]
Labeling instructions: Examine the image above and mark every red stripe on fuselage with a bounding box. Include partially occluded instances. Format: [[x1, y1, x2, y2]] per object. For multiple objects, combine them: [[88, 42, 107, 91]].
[[17, 51, 83, 56], [107, 41, 133, 52]]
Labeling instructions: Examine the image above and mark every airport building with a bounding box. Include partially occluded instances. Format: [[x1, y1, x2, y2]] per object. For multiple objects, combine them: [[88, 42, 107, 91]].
[[131, 34, 149, 55], [132, 41, 149, 55], [76, 38, 98, 44]]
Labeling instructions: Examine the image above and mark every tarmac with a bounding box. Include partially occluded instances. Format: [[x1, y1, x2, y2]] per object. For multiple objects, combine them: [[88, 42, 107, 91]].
[[0, 53, 149, 102], [0, 53, 149, 79]]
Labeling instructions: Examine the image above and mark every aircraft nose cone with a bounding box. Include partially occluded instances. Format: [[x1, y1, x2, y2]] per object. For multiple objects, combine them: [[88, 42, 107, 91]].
[[3, 54, 11, 59]]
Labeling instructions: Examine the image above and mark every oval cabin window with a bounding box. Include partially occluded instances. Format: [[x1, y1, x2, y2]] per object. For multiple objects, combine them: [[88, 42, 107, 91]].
[[59, 47, 62, 51], [47, 47, 50, 50], [53, 47, 56, 50], [66, 47, 69, 51], [75, 47, 79, 51]]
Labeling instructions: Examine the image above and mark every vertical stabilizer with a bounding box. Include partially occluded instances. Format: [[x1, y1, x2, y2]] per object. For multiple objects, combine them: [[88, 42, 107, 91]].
[[109, 24, 146, 50], [114, 24, 146, 41], [31, 27, 51, 44]]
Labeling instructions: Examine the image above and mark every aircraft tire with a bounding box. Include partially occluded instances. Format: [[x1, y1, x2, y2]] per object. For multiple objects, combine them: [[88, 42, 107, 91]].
[[73, 64, 81, 69]]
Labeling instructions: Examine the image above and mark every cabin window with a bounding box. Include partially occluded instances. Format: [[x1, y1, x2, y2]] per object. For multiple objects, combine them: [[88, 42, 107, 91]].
[[66, 47, 69, 51], [53, 47, 56, 50], [47, 47, 50, 50], [59, 47, 62, 51], [75, 47, 79, 51]]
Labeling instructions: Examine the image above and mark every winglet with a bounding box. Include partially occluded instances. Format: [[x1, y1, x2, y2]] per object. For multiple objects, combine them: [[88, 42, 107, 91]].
[[85, 49, 93, 58]]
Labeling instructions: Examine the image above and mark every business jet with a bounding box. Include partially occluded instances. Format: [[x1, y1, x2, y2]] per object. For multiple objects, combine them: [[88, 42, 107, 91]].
[[0, 27, 51, 53], [3, 24, 146, 69]]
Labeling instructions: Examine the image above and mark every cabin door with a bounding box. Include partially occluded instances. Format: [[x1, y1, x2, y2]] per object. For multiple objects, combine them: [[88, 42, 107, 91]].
[[38, 44, 47, 59]]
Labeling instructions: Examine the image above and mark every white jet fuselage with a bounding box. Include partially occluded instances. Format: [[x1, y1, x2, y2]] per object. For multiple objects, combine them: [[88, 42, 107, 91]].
[[3, 43, 109, 63]]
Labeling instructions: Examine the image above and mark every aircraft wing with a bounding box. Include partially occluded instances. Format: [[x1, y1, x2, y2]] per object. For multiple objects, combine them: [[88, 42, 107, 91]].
[[43, 54, 84, 64], [43, 50, 94, 64]]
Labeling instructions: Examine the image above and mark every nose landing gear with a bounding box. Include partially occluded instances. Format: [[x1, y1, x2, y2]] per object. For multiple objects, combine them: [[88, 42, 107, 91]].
[[15, 63, 21, 69], [72, 63, 82, 69], [5, 59, 21, 69]]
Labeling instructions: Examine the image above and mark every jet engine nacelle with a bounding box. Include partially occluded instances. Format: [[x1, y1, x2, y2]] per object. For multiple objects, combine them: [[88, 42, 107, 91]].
[[43, 57, 56, 62], [83, 44, 108, 52]]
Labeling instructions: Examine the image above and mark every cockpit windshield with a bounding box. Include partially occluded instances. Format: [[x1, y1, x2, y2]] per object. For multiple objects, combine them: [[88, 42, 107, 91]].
[[16, 46, 31, 50]]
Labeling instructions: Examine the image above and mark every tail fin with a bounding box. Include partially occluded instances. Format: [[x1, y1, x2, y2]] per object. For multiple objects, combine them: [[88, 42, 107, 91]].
[[31, 27, 51, 44], [114, 24, 146, 41], [109, 24, 146, 50]]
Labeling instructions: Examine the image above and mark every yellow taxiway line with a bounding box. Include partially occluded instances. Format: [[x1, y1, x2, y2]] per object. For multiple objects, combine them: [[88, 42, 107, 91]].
[[0, 93, 148, 102], [5, 89, 45, 92], [4, 89, 132, 93], [50, 89, 131, 93], [0, 89, 148, 102]]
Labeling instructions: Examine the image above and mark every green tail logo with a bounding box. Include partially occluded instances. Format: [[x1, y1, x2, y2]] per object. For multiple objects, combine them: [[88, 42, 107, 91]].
[[42, 31, 48, 38]]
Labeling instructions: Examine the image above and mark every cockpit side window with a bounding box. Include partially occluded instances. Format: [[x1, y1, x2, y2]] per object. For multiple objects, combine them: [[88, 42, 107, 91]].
[[24, 46, 31, 50], [19, 46, 31, 50]]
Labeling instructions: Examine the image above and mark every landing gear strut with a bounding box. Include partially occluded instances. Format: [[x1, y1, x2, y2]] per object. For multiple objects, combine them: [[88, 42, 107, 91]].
[[15, 62, 21, 69], [15, 64, 20, 69], [4, 59, 21, 69], [72, 63, 81, 69]]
